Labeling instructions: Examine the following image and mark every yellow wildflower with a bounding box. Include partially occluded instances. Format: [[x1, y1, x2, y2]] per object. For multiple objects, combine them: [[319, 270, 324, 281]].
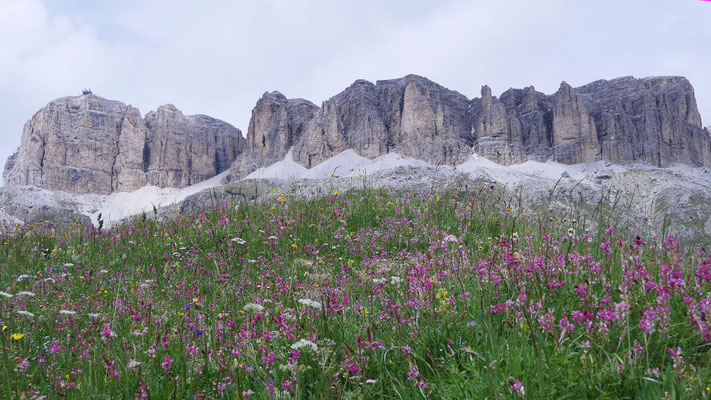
[[11, 333, 23, 341]]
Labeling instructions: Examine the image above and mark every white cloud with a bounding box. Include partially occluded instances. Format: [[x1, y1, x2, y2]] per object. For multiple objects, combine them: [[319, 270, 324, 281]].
[[1, 0, 710, 179]]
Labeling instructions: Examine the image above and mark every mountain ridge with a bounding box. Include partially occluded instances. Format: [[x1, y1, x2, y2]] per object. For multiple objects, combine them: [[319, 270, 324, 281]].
[[225, 74, 711, 183], [3, 74, 710, 195]]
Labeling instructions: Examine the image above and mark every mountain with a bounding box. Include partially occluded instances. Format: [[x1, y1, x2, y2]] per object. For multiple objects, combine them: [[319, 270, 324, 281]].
[[5, 75, 709, 194], [221, 75, 711, 182], [3, 94, 245, 194]]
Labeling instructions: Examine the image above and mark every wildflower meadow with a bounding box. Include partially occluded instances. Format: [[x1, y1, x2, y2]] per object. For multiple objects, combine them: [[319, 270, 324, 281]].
[[1, 186, 711, 399]]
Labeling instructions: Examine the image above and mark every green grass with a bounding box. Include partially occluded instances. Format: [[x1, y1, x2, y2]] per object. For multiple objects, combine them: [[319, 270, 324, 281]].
[[0, 186, 710, 399]]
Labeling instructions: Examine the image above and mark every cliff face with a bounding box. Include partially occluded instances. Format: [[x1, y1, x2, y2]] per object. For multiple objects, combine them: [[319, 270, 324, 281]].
[[229, 92, 318, 177], [3, 94, 245, 194], [225, 74, 710, 181], [292, 75, 472, 168], [5, 75, 710, 194], [575, 76, 709, 167], [143, 105, 244, 188]]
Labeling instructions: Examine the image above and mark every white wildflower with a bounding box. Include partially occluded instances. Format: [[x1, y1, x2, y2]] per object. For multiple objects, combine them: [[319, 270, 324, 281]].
[[442, 234, 459, 244], [17, 310, 35, 318], [291, 339, 318, 352], [88, 313, 101, 319], [390, 276, 403, 285], [16, 275, 32, 282], [98, 269, 109, 274], [44, 278, 56, 283], [127, 359, 142, 369], [0, 291, 13, 299], [373, 278, 387, 284], [266, 236, 278, 240], [298, 299, 321, 309], [231, 237, 247, 245], [243, 303, 265, 313], [59, 310, 76, 315], [16, 291, 35, 297]]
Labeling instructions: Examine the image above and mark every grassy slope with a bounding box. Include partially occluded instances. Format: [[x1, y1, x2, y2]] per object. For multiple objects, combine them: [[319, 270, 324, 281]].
[[1, 186, 710, 399]]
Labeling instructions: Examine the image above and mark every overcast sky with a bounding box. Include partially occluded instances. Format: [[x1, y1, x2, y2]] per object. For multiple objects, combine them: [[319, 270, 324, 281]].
[[1, 0, 710, 174]]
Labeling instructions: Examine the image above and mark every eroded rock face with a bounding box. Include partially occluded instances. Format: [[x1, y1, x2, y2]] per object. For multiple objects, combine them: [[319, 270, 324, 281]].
[[6, 75, 710, 195], [575, 76, 710, 167], [469, 76, 708, 167], [144, 105, 245, 188], [225, 74, 711, 181], [292, 75, 472, 169], [550, 82, 600, 164], [3, 95, 145, 194], [229, 92, 318, 177], [3, 95, 245, 194]]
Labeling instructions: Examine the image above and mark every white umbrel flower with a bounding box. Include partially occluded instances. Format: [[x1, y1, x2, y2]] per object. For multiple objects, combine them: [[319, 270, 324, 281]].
[[0, 291, 13, 299], [88, 313, 101, 319], [230, 237, 247, 245], [127, 359, 142, 369], [59, 310, 77, 315], [390, 276, 403, 285], [63, 263, 75, 267], [243, 303, 265, 312], [44, 278, 56, 283], [290, 339, 318, 352], [16, 275, 32, 282], [373, 278, 387, 284], [298, 299, 321, 309], [15, 291, 35, 297], [17, 310, 35, 318]]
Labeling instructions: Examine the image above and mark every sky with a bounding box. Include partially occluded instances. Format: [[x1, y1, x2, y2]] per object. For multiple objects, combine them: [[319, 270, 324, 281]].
[[1, 0, 710, 175]]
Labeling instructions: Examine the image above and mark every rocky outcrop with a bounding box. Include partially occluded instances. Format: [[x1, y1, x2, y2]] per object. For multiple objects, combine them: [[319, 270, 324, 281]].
[[143, 105, 244, 188], [229, 92, 318, 177], [550, 82, 600, 164], [6, 75, 710, 195], [3, 95, 144, 194], [575, 76, 710, 167], [292, 75, 472, 168], [3, 94, 245, 194], [226, 74, 710, 182]]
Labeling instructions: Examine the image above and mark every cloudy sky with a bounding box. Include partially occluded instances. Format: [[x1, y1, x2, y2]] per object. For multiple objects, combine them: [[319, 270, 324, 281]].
[[1, 0, 710, 173]]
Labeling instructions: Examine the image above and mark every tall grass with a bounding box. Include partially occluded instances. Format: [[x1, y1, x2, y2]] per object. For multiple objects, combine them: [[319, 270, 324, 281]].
[[0, 185, 710, 399]]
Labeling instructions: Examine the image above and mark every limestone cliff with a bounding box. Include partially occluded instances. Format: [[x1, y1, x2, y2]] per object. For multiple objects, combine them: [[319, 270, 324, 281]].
[[3, 94, 245, 194], [6, 75, 710, 194]]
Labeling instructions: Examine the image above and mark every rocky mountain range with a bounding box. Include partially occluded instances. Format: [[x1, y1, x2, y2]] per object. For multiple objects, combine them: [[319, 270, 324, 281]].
[[1, 73, 711, 244], [3, 74, 709, 195], [225, 74, 711, 182]]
